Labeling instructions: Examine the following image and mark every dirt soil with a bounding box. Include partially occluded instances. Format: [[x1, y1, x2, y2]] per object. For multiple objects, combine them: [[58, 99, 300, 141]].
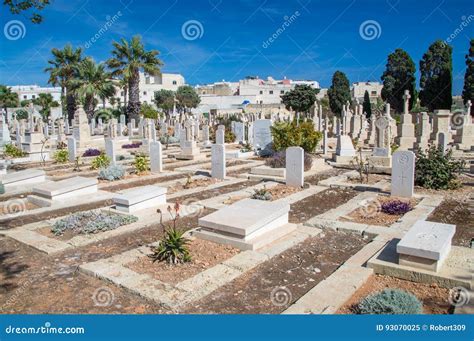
[[170, 180, 260, 203], [267, 184, 301, 201], [305, 168, 349, 185], [126, 239, 239, 285], [0, 201, 39, 214], [0, 209, 214, 314], [100, 173, 188, 192], [168, 177, 219, 194], [289, 187, 358, 224], [341, 196, 418, 227], [337, 274, 454, 314], [426, 198, 474, 247], [180, 230, 368, 314], [346, 174, 389, 185]]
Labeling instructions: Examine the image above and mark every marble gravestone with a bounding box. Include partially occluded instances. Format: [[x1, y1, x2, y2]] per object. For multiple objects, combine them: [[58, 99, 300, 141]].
[[216, 125, 225, 145], [67, 137, 76, 162], [391, 151, 415, 198], [211, 143, 226, 180], [105, 138, 116, 165], [285, 146, 304, 188], [253, 119, 272, 150]]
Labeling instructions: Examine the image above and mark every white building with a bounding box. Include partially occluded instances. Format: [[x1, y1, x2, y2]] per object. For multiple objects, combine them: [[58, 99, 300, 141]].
[[10, 85, 62, 102], [351, 82, 382, 102], [114, 72, 185, 106]]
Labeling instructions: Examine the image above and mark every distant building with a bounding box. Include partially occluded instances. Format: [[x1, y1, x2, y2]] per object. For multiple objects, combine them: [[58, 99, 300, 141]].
[[10, 85, 62, 102], [351, 82, 382, 103]]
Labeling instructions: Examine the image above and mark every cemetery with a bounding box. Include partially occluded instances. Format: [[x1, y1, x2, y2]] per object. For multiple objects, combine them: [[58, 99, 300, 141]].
[[1, 92, 472, 315], [0, 17, 473, 319]]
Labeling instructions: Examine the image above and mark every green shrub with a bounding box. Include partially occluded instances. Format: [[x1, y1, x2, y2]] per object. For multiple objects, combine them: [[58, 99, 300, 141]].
[[357, 289, 423, 314], [53, 149, 69, 163], [91, 154, 111, 170], [149, 204, 191, 265], [225, 130, 236, 143], [133, 154, 149, 174], [251, 185, 272, 201], [140, 103, 159, 119], [415, 146, 465, 190], [4, 144, 27, 158], [98, 164, 126, 181], [271, 121, 321, 153]]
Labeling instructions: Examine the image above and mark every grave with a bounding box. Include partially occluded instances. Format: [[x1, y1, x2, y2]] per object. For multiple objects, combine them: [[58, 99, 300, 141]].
[[113, 185, 167, 213], [0, 169, 46, 189], [211, 144, 226, 179], [397, 220, 456, 272], [391, 151, 415, 198], [30, 176, 98, 205], [67, 137, 76, 162], [194, 199, 296, 250], [253, 119, 272, 151], [286, 146, 304, 188], [105, 138, 116, 165], [216, 125, 225, 144], [333, 135, 355, 163]]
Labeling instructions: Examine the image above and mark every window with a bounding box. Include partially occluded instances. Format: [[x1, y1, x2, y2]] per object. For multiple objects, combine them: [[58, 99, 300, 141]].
[[32, 95, 36, 99], [280, 90, 284, 94], [269, 91, 273, 95], [23, 95, 27, 99], [143, 91, 147, 95], [120, 91, 124, 96], [371, 91, 377, 96], [172, 80, 177, 85], [259, 90, 263, 95]]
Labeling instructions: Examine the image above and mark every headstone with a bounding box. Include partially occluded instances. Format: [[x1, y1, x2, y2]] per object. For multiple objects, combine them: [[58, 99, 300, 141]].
[[105, 138, 116, 165], [150, 141, 163, 173], [415, 112, 430, 150], [395, 90, 416, 150], [253, 119, 272, 150], [67, 137, 76, 162], [234, 122, 245, 143], [73, 105, 91, 147], [336, 135, 355, 156], [438, 132, 447, 152], [286, 146, 304, 188], [391, 150, 415, 198], [322, 130, 328, 154], [216, 125, 225, 144], [211, 143, 226, 180]]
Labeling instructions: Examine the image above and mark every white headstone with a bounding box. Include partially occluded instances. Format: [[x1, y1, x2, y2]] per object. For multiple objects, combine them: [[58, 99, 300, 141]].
[[216, 125, 225, 145], [150, 141, 163, 173], [105, 138, 116, 165], [391, 150, 415, 198], [67, 137, 76, 162], [253, 119, 272, 150], [211, 143, 226, 180], [286, 146, 304, 188], [438, 132, 447, 152]]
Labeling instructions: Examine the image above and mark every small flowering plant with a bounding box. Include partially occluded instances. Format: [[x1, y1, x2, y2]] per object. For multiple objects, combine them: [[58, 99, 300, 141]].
[[149, 202, 191, 265], [381, 200, 412, 215]]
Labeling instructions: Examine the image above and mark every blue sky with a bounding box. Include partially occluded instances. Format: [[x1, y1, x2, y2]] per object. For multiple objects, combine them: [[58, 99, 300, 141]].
[[0, 0, 473, 94]]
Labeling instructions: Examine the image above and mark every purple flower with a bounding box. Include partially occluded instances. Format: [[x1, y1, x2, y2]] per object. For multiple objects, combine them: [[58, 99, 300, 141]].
[[381, 200, 412, 215], [82, 148, 101, 157]]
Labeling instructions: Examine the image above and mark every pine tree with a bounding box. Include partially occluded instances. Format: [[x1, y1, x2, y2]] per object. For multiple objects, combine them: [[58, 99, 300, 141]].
[[327, 71, 350, 116], [380, 48, 416, 113], [462, 39, 474, 105], [419, 40, 453, 111]]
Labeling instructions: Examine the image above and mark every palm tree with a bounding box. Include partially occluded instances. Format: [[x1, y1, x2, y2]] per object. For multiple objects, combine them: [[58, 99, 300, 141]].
[[44, 44, 83, 123], [107, 35, 163, 121], [69, 58, 116, 120], [0, 85, 19, 123], [32, 93, 59, 121]]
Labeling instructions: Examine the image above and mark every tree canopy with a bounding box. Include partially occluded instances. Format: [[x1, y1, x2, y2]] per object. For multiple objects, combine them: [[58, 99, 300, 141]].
[[462, 39, 474, 105], [280, 84, 319, 117], [327, 71, 350, 116]]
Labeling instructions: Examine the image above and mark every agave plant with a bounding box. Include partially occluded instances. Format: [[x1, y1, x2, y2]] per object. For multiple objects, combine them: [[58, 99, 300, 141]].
[[149, 203, 191, 265]]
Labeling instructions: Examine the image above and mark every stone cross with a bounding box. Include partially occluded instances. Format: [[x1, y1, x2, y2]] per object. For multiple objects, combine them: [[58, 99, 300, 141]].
[[403, 90, 411, 115]]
